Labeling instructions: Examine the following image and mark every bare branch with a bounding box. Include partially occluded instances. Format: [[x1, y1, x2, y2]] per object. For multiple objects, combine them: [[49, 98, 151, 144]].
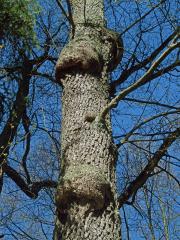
[[3, 163, 57, 198], [0, 51, 55, 194], [32, 71, 55, 82], [111, 30, 178, 89], [122, 207, 130, 240], [66, 0, 75, 37], [56, 0, 70, 22], [119, 109, 180, 146], [114, 131, 176, 139], [123, 97, 180, 110], [157, 165, 180, 187], [0, 60, 32, 193], [0, 60, 32, 192], [56, 0, 75, 35], [21, 111, 31, 184], [0, 167, 3, 194], [118, 127, 180, 208], [120, 0, 165, 36], [145, 60, 179, 81], [99, 40, 179, 120]]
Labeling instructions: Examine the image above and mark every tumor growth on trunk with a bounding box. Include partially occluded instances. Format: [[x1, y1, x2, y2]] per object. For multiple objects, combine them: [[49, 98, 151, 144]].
[[54, 1, 124, 238]]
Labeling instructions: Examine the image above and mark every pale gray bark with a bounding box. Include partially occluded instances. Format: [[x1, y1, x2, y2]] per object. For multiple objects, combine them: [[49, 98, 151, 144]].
[[54, 1, 123, 239]]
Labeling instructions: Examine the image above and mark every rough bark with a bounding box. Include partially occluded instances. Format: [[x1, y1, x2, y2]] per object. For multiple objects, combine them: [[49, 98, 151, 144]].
[[54, 1, 123, 239]]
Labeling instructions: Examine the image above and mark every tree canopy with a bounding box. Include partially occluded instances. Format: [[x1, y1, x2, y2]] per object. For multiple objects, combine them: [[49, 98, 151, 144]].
[[0, 0, 39, 47]]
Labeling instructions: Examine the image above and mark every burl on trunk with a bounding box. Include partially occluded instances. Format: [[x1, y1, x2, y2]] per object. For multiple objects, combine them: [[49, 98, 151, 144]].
[[54, 1, 123, 239]]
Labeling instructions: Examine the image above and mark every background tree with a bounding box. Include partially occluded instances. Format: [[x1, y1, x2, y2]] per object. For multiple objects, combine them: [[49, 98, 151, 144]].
[[0, 0, 39, 50], [0, 0, 179, 239]]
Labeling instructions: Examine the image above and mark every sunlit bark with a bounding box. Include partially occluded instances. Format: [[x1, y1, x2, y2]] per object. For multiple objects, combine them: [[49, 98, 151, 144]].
[[54, 0, 123, 239]]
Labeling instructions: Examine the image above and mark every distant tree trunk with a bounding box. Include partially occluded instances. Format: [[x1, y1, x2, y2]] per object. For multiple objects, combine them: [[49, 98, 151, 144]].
[[54, 0, 123, 239]]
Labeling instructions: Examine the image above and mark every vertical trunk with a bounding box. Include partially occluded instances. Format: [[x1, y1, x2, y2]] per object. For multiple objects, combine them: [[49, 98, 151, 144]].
[[54, 1, 123, 239]]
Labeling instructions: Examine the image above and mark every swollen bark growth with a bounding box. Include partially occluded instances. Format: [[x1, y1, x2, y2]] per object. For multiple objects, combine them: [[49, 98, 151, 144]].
[[54, 0, 123, 239]]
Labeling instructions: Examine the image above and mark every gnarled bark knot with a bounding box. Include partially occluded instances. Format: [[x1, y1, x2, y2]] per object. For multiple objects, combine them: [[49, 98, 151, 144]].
[[55, 27, 123, 84], [55, 164, 111, 211]]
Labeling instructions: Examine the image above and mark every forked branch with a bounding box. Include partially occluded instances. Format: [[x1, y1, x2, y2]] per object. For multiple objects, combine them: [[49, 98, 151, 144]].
[[118, 109, 180, 146], [118, 127, 180, 208], [111, 30, 178, 89], [99, 39, 179, 121], [3, 163, 57, 198]]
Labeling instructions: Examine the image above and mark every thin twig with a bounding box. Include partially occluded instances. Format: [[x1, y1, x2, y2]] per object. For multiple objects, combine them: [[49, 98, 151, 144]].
[[99, 40, 179, 121], [119, 109, 180, 146], [118, 127, 180, 208], [120, 0, 165, 36]]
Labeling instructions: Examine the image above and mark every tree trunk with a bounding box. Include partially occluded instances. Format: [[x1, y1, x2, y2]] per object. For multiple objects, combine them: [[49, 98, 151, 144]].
[[54, 1, 123, 239]]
